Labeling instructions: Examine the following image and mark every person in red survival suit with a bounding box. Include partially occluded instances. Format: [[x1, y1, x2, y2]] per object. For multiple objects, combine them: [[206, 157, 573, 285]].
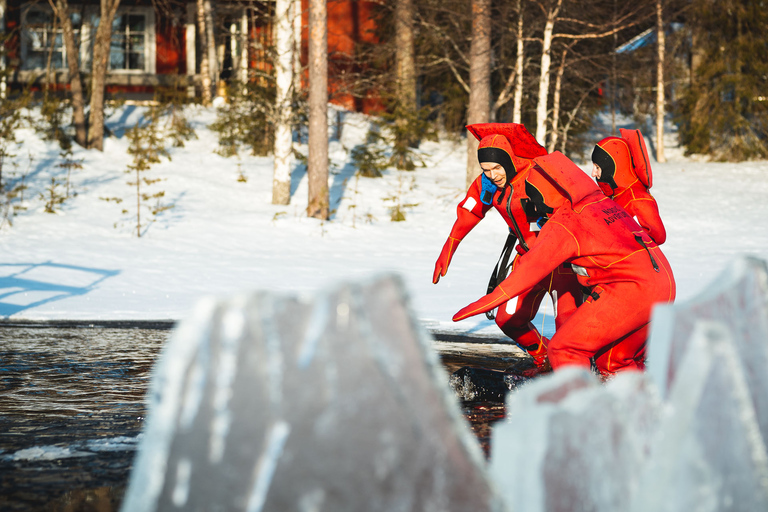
[[433, 123, 583, 370], [452, 151, 676, 375], [591, 128, 666, 245]]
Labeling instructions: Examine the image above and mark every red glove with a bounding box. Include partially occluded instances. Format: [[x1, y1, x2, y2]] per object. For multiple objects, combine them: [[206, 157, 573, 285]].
[[433, 237, 461, 284], [453, 286, 511, 321]]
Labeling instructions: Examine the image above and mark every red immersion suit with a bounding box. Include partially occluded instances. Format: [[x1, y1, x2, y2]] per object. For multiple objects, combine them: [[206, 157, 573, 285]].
[[433, 123, 582, 361], [453, 151, 676, 374], [592, 129, 666, 245]]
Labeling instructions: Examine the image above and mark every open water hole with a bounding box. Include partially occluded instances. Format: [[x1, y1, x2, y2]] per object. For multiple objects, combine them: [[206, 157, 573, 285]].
[[0, 325, 506, 511]]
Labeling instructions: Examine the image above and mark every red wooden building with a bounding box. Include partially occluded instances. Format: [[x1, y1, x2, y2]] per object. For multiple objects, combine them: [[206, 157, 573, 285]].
[[0, 0, 381, 113]]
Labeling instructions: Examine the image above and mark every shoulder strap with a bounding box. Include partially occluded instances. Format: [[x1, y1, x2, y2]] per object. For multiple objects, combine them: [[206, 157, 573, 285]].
[[505, 189, 529, 252]]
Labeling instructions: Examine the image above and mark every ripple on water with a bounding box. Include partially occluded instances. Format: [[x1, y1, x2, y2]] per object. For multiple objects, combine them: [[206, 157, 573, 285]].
[[0, 326, 168, 511]]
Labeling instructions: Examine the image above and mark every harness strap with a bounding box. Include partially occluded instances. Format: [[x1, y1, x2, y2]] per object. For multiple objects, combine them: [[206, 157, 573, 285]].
[[581, 285, 600, 301], [634, 234, 660, 272], [485, 231, 518, 320]]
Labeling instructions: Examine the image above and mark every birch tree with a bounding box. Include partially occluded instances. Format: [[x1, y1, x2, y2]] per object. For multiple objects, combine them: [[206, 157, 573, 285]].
[[307, 0, 328, 220], [86, 0, 121, 151], [655, 0, 666, 162], [532, 0, 650, 147], [48, 0, 87, 147], [534, 0, 562, 145], [196, 0, 212, 105], [465, 0, 490, 187], [272, 0, 295, 205], [0, 0, 5, 99], [203, 0, 217, 95], [547, 47, 568, 152], [512, 0, 525, 124]]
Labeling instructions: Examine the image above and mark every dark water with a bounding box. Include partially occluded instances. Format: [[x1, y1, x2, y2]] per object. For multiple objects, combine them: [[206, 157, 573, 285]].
[[0, 326, 167, 511], [0, 326, 508, 511]]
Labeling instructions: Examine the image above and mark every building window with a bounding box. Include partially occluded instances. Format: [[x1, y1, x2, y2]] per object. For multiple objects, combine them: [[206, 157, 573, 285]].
[[21, 8, 82, 71], [110, 13, 147, 71]]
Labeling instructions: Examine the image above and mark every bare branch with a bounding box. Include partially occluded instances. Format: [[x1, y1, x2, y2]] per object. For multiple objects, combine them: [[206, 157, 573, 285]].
[[441, 56, 471, 94], [417, 18, 470, 66], [492, 66, 516, 113], [554, 8, 649, 41]]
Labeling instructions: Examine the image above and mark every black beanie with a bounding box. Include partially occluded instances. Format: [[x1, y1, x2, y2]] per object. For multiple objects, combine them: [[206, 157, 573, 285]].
[[591, 145, 618, 190], [478, 147, 517, 183]]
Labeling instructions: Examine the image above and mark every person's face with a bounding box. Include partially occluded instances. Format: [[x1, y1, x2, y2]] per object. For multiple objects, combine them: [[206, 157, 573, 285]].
[[481, 162, 507, 188], [591, 163, 602, 179]]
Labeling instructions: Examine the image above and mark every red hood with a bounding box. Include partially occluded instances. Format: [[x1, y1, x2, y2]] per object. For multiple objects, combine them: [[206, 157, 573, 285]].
[[619, 128, 653, 188], [595, 130, 653, 191], [467, 123, 547, 159], [531, 151, 603, 209]]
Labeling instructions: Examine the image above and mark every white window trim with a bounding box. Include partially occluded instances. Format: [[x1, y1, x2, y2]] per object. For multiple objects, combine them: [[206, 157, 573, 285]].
[[20, 4, 70, 71], [107, 6, 156, 75], [19, 2, 155, 75]]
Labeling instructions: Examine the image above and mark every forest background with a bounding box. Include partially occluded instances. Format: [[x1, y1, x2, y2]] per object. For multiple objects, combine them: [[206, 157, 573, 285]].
[[0, 0, 767, 240]]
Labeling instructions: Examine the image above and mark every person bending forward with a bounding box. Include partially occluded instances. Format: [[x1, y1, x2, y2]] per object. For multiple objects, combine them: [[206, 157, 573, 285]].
[[453, 151, 676, 375]]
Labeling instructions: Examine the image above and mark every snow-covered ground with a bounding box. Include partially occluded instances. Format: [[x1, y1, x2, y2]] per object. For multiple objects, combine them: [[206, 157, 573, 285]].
[[1, 105, 767, 338]]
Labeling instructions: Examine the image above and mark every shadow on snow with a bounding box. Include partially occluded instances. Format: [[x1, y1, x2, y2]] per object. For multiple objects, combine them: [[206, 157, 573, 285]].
[[0, 262, 120, 317]]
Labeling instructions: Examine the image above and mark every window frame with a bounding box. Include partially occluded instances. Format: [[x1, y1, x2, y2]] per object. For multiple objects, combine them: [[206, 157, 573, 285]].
[[19, 3, 156, 76], [105, 7, 156, 75], [20, 5, 75, 71]]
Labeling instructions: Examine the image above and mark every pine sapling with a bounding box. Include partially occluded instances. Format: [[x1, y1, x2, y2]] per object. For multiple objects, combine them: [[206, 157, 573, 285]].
[[40, 177, 65, 213], [351, 142, 387, 178], [57, 148, 83, 199], [154, 84, 197, 148], [124, 117, 171, 237], [384, 170, 419, 222], [236, 162, 247, 182]]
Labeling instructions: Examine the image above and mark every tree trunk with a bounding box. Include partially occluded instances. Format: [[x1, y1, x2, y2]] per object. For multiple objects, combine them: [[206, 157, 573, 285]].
[[196, 0, 212, 105], [44, 12, 58, 100], [51, 0, 87, 146], [655, 0, 666, 162], [610, 0, 617, 135], [307, 0, 328, 220], [548, 48, 567, 152], [204, 0, 218, 92], [535, 0, 561, 146], [465, 0, 491, 188], [293, 0, 302, 78], [395, 0, 416, 110], [512, 0, 524, 124], [272, 0, 294, 205], [87, 0, 121, 151], [0, 0, 6, 99]]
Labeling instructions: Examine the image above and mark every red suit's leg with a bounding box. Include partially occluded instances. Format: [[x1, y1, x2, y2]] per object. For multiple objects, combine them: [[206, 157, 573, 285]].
[[594, 323, 649, 374], [547, 284, 652, 372], [495, 284, 548, 346], [496, 265, 583, 343]]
